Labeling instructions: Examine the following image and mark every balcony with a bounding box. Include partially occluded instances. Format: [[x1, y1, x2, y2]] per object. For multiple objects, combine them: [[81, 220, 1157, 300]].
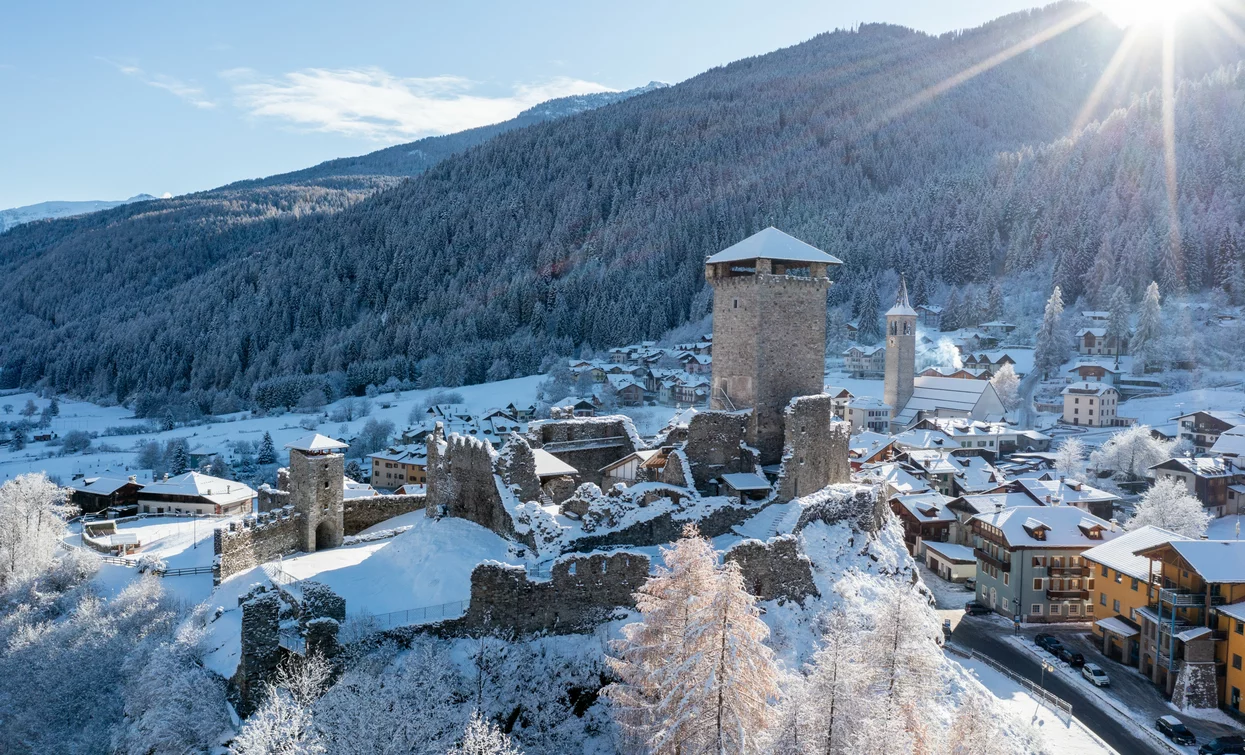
[[1048, 566, 1086, 577], [975, 548, 1011, 572], [1159, 588, 1226, 608], [1047, 589, 1090, 601]]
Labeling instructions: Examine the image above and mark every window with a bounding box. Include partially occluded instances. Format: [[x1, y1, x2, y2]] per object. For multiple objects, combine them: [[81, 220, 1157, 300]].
[[1101, 564, 1108, 577], [1031, 604, 1043, 615], [1114, 571, 1123, 583], [1033, 556, 1046, 568], [1235, 655, 1243, 671], [1131, 578, 1139, 591], [1033, 578, 1043, 590], [1086, 604, 1095, 614], [1113, 599, 1120, 613], [1068, 604, 1080, 616], [1003, 573, 1010, 586], [1236, 621, 1244, 636], [1100, 593, 1107, 606], [1050, 604, 1062, 616]]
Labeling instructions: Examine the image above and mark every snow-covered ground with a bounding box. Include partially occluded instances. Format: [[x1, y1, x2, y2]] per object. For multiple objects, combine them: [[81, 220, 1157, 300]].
[[952, 655, 1115, 754]]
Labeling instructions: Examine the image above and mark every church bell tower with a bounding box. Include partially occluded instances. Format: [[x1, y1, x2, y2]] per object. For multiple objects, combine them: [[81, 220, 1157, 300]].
[[883, 275, 917, 419]]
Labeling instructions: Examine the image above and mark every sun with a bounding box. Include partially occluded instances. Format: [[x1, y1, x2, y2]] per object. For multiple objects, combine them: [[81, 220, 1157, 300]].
[[1093, 0, 1209, 27]]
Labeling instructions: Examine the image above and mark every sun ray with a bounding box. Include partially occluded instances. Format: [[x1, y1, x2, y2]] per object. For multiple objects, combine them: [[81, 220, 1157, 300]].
[[1161, 23, 1182, 266], [867, 5, 1101, 133], [1070, 26, 1142, 135], [1202, 0, 1245, 46]]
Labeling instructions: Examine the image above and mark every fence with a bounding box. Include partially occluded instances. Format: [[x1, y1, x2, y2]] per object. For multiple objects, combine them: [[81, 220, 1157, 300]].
[[371, 599, 470, 629], [968, 648, 1073, 723]]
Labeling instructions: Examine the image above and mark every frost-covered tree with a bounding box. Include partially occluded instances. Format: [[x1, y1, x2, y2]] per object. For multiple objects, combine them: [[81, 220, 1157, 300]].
[[1127, 478, 1212, 539], [1090, 424, 1171, 482], [258, 431, 278, 465], [232, 654, 332, 755], [1132, 282, 1163, 375], [1034, 286, 1067, 378], [355, 418, 396, 456], [20, 399, 37, 417], [989, 363, 1020, 411], [170, 444, 189, 475], [855, 282, 882, 344], [1053, 437, 1086, 480], [9, 427, 25, 450], [948, 689, 1010, 755], [1105, 285, 1130, 367], [448, 711, 524, 755], [0, 473, 77, 587]]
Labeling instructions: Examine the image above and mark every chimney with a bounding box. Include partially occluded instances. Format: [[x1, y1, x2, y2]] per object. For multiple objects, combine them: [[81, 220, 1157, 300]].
[[128, 475, 137, 483], [163, 473, 169, 481], [1045, 494, 1052, 505], [1109, 518, 1118, 532]]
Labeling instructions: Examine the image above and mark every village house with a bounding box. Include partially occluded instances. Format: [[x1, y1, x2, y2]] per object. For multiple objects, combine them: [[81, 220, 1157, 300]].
[[979, 321, 1017, 338], [137, 471, 255, 516], [600, 449, 660, 487], [1065, 359, 1125, 385], [969, 505, 1118, 622], [904, 449, 1006, 497], [889, 491, 954, 557], [916, 303, 943, 330], [943, 491, 1036, 547], [1083, 525, 1188, 667], [1132, 540, 1245, 710], [1076, 327, 1127, 356], [1061, 382, 1126, 427], [1173, 410, 1245, 455], [1014, 476, 1119, 520], [842, 344, 885, 377], [843, 396, 891, 433], [1216, 602, 1245, 716], [848, 431, 899, 466], [369, 445, 428, 490], [890, 376, 1007, 430], [66, 475, 143, 515], [1148, 456, 1244, 517], [822, 386, 855, 419]]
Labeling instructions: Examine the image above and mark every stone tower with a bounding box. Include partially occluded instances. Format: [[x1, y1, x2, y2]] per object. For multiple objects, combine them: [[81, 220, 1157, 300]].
[[706, 227, 842, 464], [883, 275, 917, 420], [285, 434, 348, 552]]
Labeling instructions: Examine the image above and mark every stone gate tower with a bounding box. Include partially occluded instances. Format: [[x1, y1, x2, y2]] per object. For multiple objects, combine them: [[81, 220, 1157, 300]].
[[883, 275, 917, 419], [285, 434, 348, 552], [706, 227, 842, 464]]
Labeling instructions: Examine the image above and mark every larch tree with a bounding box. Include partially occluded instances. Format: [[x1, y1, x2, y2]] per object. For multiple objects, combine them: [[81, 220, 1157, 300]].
[[1127, 478, 1212, 539], [1132, 282, 1163, 375], [801, 606, 867, 754], [1034, 286, 1067, 378], [1105, 285, 1130, 368]]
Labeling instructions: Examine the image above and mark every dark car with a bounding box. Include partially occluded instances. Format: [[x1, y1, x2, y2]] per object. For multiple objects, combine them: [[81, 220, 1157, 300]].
[[1034, 634, 1062, 653], [964, 601, 991, 616], [1201, 735, 1245, 754], [1156, 716, 1196, 746], [1057, 647, 1085, 667]]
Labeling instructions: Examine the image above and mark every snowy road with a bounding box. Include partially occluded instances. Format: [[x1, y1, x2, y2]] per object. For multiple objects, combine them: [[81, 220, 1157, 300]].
[[950, 615, 1163, 755]]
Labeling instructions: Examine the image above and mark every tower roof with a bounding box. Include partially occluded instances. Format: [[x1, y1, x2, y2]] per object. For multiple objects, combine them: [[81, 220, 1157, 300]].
[[285, 433, 349, 452], [705, 227, 843, 265], [886, 275, 918, 317]]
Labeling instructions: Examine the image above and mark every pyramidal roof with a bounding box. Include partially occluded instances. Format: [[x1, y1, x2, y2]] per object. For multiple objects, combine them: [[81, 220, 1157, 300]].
[[705, 227, 844, 265], [887, 275, 918, 317], [285, 433, 349, 452]]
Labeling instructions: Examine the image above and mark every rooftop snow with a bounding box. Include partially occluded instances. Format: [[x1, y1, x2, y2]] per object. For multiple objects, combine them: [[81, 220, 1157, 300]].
[[923, 541, 976, 562], [719, 472, 772, 491], [139, 472, 255, 504], [532, 448, 578, 478], [285, 433, 349, 452], [704, 227, 843, 265], [971, 506, 1118, 548], [1138, 540, 1245, 584], [1081, 525, 1184, 581], [1095, 617, 1140, 639]]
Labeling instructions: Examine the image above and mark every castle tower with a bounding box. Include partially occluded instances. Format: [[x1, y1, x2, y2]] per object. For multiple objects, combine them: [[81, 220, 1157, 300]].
[[285, 434, 348, 552], [883, 275, 917, 419], [706, 227, 842, 464]]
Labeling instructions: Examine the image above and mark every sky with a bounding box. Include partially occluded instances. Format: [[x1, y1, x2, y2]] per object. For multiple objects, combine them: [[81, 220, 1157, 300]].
[[1, 0, 1079, 208]]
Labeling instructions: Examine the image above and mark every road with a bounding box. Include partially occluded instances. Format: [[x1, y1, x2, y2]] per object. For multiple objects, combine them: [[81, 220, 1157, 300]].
[[1019, 369, 1042, 428], [950, 615, 1164, 755]]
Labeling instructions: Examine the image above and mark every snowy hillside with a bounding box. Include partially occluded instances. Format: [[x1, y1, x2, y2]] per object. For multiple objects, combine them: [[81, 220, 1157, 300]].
[[0, 193, 157, 232]]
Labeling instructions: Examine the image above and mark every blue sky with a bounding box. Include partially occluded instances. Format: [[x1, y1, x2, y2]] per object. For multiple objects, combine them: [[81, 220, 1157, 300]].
[[1, 0, 1053, 208]]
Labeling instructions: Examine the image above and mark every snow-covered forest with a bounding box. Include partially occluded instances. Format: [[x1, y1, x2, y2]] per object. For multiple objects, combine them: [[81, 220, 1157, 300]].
[[2, 3, 1244, 415]]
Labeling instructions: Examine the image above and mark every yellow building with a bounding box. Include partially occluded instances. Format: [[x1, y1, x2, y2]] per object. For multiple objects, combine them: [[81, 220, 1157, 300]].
[[369, 446, 427, 490], [1215, 603, 1245, 714], [1132, 540, 1245, 710], [1082, 525, 1188, 666]]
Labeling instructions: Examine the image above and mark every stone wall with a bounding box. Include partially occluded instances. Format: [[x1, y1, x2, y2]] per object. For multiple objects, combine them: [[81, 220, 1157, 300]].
[[257, 468, 291, 513], [725, 536, 819, 605], [214, 506, 301, 584], [451, 552, 650, 635], [683, 411, 754, 492], [425, 425, 515, 538], [794, 484, 887, 535], [236, 588, 281, 717], [569, 501, 759, 552], [342, 494, 426, 535], [527, 416, 638, 488], [777, 395, 851, 501], [497, 435, 542, 503], [289, 449, 345, 552], [1173, 659, 1220, 710]]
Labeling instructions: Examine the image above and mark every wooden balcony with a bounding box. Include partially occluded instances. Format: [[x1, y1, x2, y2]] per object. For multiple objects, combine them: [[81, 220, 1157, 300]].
[[975, 548, 1011, 572], [1046, 589, 1089, 601], [1048, 566, 1086, 577]]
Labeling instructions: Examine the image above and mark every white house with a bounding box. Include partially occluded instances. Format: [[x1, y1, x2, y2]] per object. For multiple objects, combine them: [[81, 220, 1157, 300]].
[[137, 472, 255, 516]]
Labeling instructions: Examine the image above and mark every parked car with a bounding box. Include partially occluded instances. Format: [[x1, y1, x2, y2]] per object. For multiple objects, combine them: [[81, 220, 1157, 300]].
[[964, 601, 991, 616], [964, 577, 976, 591], [1081, 663, 1110, 687], [1056, 647, 1085, 667], [1200, 735, 1245, 754], [1034, 634, 1062, 653], [1155, 715, 1196, 746]]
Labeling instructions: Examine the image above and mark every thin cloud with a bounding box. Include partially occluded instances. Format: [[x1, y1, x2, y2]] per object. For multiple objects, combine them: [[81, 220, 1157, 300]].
[[223, 66, 614, 141], [101, 57, 217, 109]]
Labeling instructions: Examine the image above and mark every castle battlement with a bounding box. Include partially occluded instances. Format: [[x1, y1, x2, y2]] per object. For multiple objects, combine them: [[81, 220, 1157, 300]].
[[221, 505, 301, 537]]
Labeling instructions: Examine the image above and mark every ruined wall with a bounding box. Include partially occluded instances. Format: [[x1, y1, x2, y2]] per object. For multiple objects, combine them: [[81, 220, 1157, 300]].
[[725, 536, 819, 605], [214, 507, 301, 584], [236, 588, 281, 717], [794, 484, 887, 534], [569, 502, 759, 552], [497, 435, 542, 503], [342, 494, 426, 535], [528, 416, 638, 488], [453, 552, 650, 635], [257, 468, 292, 513], [777, 395, 852, 501], [426, 427, 514, 538], [289, 450, 345, 552], [683, 411, 753, 491]]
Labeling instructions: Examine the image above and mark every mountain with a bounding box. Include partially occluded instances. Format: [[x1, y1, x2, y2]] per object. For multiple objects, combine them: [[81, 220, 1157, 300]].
[[1, 2, 1243, 414], [0, 194, 157, 232], [225, 81, 669, 189]]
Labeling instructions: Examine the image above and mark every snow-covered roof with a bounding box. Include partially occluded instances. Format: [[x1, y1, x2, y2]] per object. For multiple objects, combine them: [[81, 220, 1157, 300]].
[[886, 276, 917, 317], [1017, 478, 1118, 506], [66, 476, 135, 496], [1170, 409, 1245, 424], [891, 428, 953, 449], [532, 448, 578, 479], [1095, 617, 1140, 639], [1062, 382, 1116, 396], [918, 304, 943, 313], [705, 227, 843, 265], [1066, 359, 1124, 375], [894, 377, 998, 425], [1211, 427, 1245, 457], [849, 431, 894, 458], [949, 492, 1035, 515], [1217, 602, 1245, 622], [719, 472, 771, 492], [285, 433, 349, 452], [1136, 540, 1245, 584], [138, 472, 255, 504], [1076, 328, 1108, 337], [1151, 456, 1236, 478], [1175, 626, 1213, 642], [969, 506, 1117, 548], [846, 396, 890, 409], [892, 492, 954, 524], [343, 479, 378, 499], [1083, 526, 1184, 581], [923, 541, 976, 563], [843, 345, 884, 357], [856, 462, 929, 495], [823, 385, 854, 398]]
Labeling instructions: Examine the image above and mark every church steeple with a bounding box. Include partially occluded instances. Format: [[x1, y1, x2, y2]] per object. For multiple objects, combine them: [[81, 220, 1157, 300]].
[[884, 273, 917, 422], [886, 274, 917, 317]]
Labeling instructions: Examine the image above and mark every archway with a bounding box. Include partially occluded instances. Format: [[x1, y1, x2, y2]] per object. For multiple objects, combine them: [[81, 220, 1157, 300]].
[[315, 520, 335, 551]]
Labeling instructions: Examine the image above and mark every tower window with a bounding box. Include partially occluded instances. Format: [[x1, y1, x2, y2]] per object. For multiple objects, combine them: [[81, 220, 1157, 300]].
[[733, 299, 738, 309]]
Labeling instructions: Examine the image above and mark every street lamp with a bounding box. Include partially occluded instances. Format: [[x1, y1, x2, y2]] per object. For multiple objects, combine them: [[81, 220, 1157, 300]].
[[1040, 660, 1055, 689]]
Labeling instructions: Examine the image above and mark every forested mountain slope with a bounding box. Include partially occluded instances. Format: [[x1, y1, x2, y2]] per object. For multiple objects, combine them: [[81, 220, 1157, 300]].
[[1, 2, 1242, 413]]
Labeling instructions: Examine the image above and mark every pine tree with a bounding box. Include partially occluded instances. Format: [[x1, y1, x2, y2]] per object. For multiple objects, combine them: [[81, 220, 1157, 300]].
[[1033, 286, 1067, 378], [1105, 285, 1130, 367], [10, 428, 25, 451], [1132, 282, 1162, 375], [942, 288, 962, 331], [170, 445, 189, 476], [855, 282, 882, 344], [258, 432, 277, 465], [985, 282, 1003, 321], [48, 397, 59, 417]]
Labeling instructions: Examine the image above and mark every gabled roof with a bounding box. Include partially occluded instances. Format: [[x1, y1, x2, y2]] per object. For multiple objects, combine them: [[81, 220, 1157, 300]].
[[66, 476, 137, 496], [1077, 328, 1108, 337], [532, 448, 578, 479], [1081, 525, 1185, 582], [1062, 382, 1117, 396], [285, 433, 349, 452], [705, 227, 843, 265], [1017, 478, 1118, 506], [1134, 540, 1245, 584], [1150, 456, 1235, 479], [970, 505, 1118, 548], [1212, 427, 1245, 457], [719, 472, 772, 492], [948, 491, 1035, 516], [139, 472, 255, 504], [894, 377, 1000, 425]]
